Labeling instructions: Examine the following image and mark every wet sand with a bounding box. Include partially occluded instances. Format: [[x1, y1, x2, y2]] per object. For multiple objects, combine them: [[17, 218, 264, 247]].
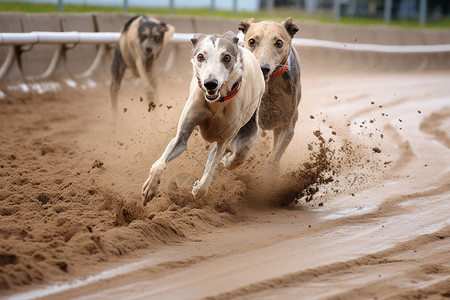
[[1, 36, 450, 299]]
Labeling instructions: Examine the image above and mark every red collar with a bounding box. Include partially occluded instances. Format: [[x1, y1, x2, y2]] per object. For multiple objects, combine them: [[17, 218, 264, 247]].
[[271, 59, 289, 77], [198, 79, 241, 103]]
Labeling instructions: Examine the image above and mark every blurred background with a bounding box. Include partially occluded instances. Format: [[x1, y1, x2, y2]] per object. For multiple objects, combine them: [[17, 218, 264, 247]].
[[1, 0, 449, 88], [2, 0, 450, 28]]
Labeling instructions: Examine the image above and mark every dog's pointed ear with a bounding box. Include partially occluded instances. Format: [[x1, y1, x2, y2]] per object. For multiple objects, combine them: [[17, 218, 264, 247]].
[[191, 33, 206, 46], [161, 23, 175, 43], [282, 17, 299, 38], [222, 31, 239, 45], [238, 18, 254, 34], [160, 22, 168, 31]]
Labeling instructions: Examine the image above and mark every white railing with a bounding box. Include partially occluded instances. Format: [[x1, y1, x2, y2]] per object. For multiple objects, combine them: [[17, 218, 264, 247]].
[[1, 31, 450, 81], [0, 31, 120, 45], [291, 38, 450, 53], [0, 32, 121, 81]]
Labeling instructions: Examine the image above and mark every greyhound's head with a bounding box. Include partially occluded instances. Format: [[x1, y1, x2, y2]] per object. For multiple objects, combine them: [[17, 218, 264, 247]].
[[137, 17, 171, 64], [238, 17, 298, 80], [191, 31, 242, 102]]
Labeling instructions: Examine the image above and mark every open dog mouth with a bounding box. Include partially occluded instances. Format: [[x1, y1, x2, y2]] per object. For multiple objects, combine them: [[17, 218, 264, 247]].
[[204, 88, 221, 101], [198, 79, 222, 101]]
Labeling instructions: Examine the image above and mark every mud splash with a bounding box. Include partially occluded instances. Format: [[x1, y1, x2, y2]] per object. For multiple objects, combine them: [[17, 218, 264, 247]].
[[0, 84, 382, 293]]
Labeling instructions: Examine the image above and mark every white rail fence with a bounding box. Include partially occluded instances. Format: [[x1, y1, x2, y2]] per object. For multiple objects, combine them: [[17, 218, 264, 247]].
[[1, 31, 450, 82]]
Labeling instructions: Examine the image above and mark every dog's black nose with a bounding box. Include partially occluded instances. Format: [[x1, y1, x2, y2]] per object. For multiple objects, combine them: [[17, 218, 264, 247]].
[[203, 79, 218, 90], [260, 64, 271, 77], [146, 45, 153, 53]]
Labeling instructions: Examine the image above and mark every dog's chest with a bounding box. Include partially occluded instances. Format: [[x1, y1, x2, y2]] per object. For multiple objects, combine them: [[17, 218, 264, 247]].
[[199, 105, 242, 142], [259, 80, 296, 130]]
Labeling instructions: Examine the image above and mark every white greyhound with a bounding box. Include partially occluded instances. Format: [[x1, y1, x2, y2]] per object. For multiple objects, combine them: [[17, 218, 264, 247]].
[[142, 31, 265, 205]]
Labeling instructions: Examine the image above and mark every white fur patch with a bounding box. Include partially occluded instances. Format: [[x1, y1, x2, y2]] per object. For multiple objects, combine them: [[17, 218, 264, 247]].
[[193, 39, 229, 96]]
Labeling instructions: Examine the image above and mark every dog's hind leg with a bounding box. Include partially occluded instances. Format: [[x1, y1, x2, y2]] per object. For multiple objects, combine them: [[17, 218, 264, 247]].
[[225, 110, 258, 170], [110, 46, 126, 114], [192, 142, 227, 200]]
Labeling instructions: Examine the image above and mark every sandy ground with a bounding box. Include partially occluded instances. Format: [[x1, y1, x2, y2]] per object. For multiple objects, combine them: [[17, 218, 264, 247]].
[[1, 38, 450, 299]]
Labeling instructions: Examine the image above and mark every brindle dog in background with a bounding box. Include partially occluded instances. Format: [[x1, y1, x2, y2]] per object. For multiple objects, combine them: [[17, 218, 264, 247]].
[[238, 17, 301, 164], [110, 15, 174, 112]]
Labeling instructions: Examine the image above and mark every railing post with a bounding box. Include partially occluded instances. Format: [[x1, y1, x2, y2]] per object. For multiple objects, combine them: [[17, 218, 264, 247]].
[[384, 0, 392, 24], [0, 46, 15, 81], [210, 0, 216, 13], [334, 0, 340, 22], [267, 0, 274, 14], [232, 0, 238, 15], [419, 0, 427, 27], [169, 0, 174, 14], [58, 0, 63, 12], [123, 0, 128, 13]]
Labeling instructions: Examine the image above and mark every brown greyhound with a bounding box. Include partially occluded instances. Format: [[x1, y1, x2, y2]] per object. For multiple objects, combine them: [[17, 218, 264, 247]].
[[110, 15, 174, 112], [238, 17, 301, 164]]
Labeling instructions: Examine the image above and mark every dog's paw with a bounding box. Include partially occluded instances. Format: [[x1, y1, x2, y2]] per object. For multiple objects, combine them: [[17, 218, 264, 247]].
[[220, 154, 228, 167], [142, 161, 167, 205], [191, 180, 206, 200], [142, 176, 160, 205], [142, 164, 165, 205]]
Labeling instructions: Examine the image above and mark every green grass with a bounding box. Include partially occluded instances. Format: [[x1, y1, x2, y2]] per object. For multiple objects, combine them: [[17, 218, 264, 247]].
[[1, 1, 449, 29]]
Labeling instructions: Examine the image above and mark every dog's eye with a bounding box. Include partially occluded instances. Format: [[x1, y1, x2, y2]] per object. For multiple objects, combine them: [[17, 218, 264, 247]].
[[197, 54, 204, 62], [223, 54, 231, 63], [248, 39, 255, 46], [275, 40, 284, 48]]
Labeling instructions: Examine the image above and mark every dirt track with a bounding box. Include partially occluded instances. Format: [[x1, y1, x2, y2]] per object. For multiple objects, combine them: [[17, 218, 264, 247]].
[[1, 28, 450, 299]]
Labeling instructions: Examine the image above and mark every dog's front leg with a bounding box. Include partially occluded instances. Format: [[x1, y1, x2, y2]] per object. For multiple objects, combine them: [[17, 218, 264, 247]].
[[135, 57, 157, 106], [142, 132, 189, 205], [192, 142, 227, 200], [142, 103, 205, 205], [149, 74, 158, 105], [272, 109, 299, 164], [272, 126, 294, 164]]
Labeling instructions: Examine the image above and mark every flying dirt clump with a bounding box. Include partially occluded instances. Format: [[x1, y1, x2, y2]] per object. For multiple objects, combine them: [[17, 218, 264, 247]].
[[261, 129, 338, 206], [288, 130, 337, 203], [372, 147, 382, 153], [260, 119, 384, 207], [91, 159, 103, 169], [88, 159, 104, 173]]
